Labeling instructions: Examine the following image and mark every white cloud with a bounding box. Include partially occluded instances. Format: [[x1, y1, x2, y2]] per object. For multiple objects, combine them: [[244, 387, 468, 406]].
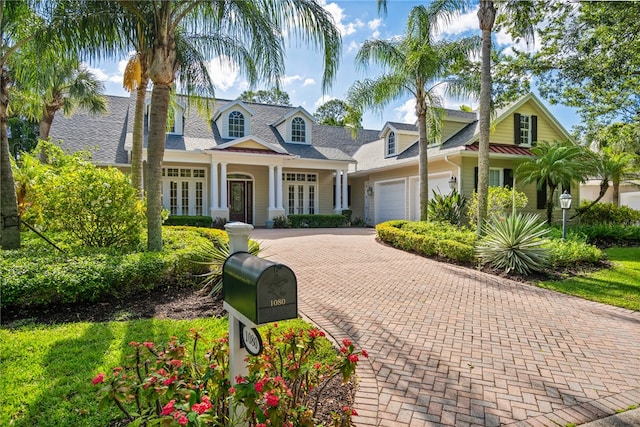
[[208, 55, 239, 91], [283, 75, 303, 86], [436, 10, 478, 37], [394, 99, 416, 124], [321, 1, 364, 36], [83, 63, 110, 82], [314, 95, 334, 109], [303, 78, 315, 87], [368, 18, 382, 38], [346, 40, 361, 54]]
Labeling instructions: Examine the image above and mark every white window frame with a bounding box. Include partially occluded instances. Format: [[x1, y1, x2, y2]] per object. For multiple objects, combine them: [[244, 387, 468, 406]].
[[489, 168, 503, 188], [386, 131, 396, 156], [283, 172, 317, 214], [519, 115, 532, 145], [162, 167, 207, 216], [291, 117, 306, 143], [228, 110, 245, 138]]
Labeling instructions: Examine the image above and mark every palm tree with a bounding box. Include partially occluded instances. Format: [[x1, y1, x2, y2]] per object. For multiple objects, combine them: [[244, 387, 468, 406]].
[[587, 148, 638, 208], [11, 52, 106, 144], [115, 1, 341, 251], [516, 140, 590, 225], [348, 5, 479, 221]]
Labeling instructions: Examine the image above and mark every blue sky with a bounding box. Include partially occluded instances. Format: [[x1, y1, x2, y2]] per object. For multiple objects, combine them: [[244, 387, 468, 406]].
[[87, 0, 581, 133]]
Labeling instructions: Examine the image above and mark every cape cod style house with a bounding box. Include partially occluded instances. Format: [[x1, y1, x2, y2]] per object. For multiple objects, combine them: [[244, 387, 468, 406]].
[[49, 92, 577, 227]]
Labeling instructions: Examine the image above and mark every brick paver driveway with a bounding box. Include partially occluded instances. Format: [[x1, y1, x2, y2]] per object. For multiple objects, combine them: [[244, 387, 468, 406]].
[[251, 228, 640, 426]]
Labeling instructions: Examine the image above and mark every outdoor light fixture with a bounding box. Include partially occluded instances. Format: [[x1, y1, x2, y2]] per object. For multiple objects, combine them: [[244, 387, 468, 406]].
[[560, 190, 572, 239], [366, 186, 374, 197], [448, 176, 457, 191]]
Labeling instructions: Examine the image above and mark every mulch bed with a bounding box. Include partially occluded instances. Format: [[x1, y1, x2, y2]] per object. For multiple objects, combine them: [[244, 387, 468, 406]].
[[1, 286, 355, 426]]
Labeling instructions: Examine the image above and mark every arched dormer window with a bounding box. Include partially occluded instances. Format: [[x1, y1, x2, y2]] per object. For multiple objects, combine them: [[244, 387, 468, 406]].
[[386, 131, 396, 156], [228, 110, 245, 138], [291, 117, 306, 143]]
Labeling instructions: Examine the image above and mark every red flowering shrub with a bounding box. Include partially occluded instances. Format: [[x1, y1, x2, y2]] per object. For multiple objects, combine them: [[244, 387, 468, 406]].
[[93, 325, 367, 426]]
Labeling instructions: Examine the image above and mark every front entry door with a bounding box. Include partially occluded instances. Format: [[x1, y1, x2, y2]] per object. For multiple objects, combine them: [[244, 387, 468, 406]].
[[228, 180, 253, 224]]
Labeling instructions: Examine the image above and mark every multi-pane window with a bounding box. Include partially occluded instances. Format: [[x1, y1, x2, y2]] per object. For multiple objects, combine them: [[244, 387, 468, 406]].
[[284, 172, 317, 214], [228, 111, 245, 138], [162, 168, 206, 216], [489, 169, 502, 187], [386, 131, 396, 156], [291, 117, 306, 142], [520, 115, 531, 145]]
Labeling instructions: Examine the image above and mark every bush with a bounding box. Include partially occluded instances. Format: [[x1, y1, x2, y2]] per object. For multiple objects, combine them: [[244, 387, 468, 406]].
[[427, 190, 467, 226], [273, 215, 289, 228], [376, 221, 476, 263], [476, 213, 550, 275], [0, 227, 218, 308], [577, 201, 640, 225], [164, 215, 213, 227], [543, 238, 603, 268], [287, 214, 346, 228], [14, 141, 145, 248], [467, 186, 528, 228], [568, 223, 640, 247]]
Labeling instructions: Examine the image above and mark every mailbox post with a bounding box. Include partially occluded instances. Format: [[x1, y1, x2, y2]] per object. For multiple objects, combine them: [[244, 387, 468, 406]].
[[223, 222, 298, 424]]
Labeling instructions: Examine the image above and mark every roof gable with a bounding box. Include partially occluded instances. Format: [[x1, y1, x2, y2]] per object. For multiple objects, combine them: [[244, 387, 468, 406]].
[[271, 106, 315, 127], [214, 135, 287, 154]]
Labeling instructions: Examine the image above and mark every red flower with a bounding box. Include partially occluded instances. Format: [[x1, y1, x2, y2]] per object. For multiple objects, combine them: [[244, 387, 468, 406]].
[[235, 375, 246, 383], [129, 341, 138, 347], [348, 354, 359, 363], [191, 400, 211, 415], [163, 375, 177, 386], [161, 400, 175, 415], [342, 338, 352, 347], [92, 373, 105, 385], [361, 349, 369, 358], [313, 362, 322, 370], [266, 393, 279, 407], [229, 387, 236, 394], [168, 359, 183, 368], [143, 341, 154, 349], [176, 414, 188, 425], [340, 347, 348, 354]]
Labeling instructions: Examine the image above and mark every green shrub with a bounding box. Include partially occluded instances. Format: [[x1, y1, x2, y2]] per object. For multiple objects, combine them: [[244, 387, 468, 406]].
[[287, 214, 346, 228], [427, 190, 467, 226], [164, 215, 213, 227], [467, 186, 528, 228], [14, 141, 145, 248], [341, 209, 353, 224], [212, 217, 228, 229], [543, 238, 603, 268], [0, 227, 217, 308], [476, 213, 550, 275], [273, 215, 289, 228], [577, 201, 640, 225], [569, 223, 640, 247], [376, 221, 475, 263]]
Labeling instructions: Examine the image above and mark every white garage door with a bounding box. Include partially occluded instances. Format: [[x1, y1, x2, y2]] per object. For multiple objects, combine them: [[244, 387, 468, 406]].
[[375, 180, 406, 224]]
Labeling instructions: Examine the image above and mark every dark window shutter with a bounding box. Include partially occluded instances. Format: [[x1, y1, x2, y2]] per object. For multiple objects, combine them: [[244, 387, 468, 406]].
[[514, 113, 521, 145], [474, 167, 478, 191], [531, 115, 538, 145], [536, 180, 547, 209], [503, 169, 513, 188]]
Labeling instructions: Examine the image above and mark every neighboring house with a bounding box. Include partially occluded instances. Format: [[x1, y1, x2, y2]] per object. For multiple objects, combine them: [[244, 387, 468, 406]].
[[49, 92, 576, 227], [348, 92, 577, 225], [581, 180, 640, 210]]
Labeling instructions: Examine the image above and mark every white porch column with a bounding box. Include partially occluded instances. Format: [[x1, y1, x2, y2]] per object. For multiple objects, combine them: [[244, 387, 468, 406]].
[[210, 159, 219, 210], [268, 165, 275, 209], [341, 169, 348, 210], [276, 165, 283, 209], [334, 169, 341, 213], [220, 163, 228, 209]]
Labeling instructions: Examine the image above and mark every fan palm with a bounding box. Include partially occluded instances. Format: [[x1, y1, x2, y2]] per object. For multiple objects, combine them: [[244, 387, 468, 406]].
[[348, 5, 479, 221]]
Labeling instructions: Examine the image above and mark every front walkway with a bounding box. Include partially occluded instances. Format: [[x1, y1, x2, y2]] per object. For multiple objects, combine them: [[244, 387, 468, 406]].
[[251, 228, 640, 427]]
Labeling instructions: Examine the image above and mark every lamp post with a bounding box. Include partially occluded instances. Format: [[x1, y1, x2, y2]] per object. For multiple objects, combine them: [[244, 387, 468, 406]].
[[559, 190, 572, 239]]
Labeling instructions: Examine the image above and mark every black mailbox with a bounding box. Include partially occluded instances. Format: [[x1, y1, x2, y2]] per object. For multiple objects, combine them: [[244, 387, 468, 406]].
[[223, 252, 298, 325]]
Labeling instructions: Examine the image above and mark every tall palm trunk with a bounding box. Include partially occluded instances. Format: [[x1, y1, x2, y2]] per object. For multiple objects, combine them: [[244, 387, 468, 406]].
[[39, 106, 56, 140], [416, 97, 429, 221], [612, 180, 620, 206], [0, 67, 20, 249], [476, 0, 496, 235], [546, 180, 557, 225], [131, 75, 148, 198]]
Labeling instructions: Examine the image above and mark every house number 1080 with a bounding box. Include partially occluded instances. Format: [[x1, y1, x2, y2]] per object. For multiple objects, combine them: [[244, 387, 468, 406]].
[[270, 298, 287, 307]]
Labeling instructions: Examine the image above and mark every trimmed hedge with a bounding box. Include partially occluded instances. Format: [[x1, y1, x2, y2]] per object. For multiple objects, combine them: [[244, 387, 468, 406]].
[[164, 215, 213, 227], [0, 227, 222, 308], [578, 202, 640, 225], [376, 220, 476, 264], [287, 214, 347, 228]]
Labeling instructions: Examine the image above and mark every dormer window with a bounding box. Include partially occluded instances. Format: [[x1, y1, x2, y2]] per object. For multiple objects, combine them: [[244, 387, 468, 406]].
[[291, 117, 306, 143], [228, 110, 245, 138], [514, 113, 537, 145], [386, 131, 396, 156]]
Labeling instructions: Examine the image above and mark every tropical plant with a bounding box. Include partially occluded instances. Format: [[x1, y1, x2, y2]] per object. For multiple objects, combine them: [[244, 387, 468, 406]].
[[348, 4, 479, 221], [466, 186, 528, 228], [516, 140, 591, 225], [314, 98, 361, 128], [427, 189, 467, 226], [476, 213, 550, 275], [197, 239, 261, 297]]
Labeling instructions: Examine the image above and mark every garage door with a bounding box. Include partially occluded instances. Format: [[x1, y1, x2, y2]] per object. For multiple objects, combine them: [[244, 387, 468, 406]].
[[375, 180, 406, 224]]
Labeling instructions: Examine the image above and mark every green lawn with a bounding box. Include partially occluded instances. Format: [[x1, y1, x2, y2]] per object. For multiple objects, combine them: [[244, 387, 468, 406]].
[[0, 318, 228, 427], [536, 246, 640, 311]]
